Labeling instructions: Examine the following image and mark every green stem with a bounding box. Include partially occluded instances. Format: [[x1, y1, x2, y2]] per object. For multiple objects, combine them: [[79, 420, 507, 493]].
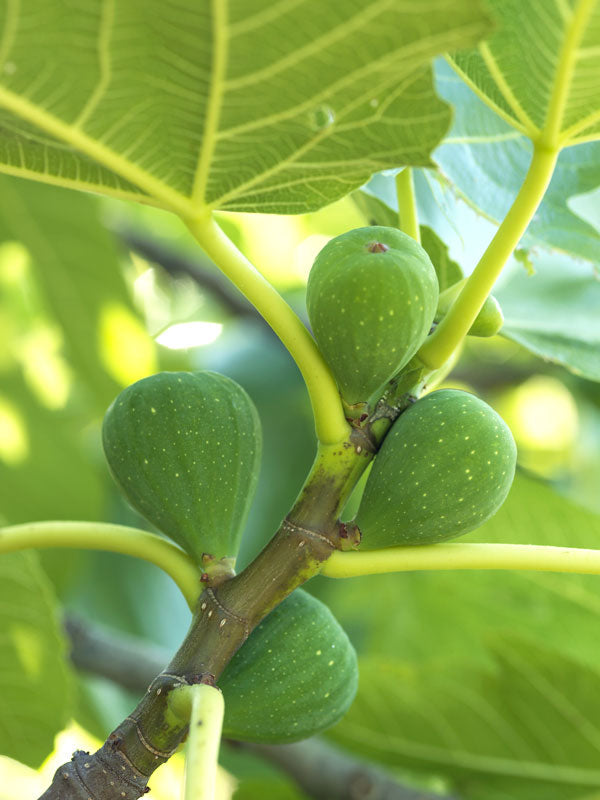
[[417, 145, 558, 369], [186, 213, 349, 445], [322, 542, 600, 578], [395, 168, 420, 242], [0, 521, 199, 609], [178, 684, 224, 800]]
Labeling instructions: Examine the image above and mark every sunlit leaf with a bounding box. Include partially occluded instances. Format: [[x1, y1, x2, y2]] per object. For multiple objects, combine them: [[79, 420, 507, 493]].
[[448, 0, 600, 148], [0, 1, 490, 215], [433, 60, 600, 261]]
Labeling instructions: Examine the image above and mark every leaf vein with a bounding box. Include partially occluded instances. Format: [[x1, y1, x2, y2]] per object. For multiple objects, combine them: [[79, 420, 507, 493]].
[[224, 0, 394, 91], [191, 0, 228, 206], [338, 721, 600, 784], [544, 0, 598, 147], [73, 0, 115, 130], [0, 85, 194, 216], [478, 42, 540, 136], [0, 161, 159, 206], [228, 0, 309, 39]]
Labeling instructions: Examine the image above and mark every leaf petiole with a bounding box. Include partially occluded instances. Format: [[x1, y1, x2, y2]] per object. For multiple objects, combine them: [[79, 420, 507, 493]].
[[0, 521, 200, 609], [170, 683, 224, 800], [417, 144, 558, 369], [322, 542, 600, 579], [395, 168, 420, 242], [186, 213, 349, 445]]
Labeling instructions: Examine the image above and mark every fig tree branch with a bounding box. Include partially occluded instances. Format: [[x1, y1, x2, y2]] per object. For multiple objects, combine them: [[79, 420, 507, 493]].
[[65, 615, 171, 692], [40, 433, 371, 799], [238, 739, 458, 800]]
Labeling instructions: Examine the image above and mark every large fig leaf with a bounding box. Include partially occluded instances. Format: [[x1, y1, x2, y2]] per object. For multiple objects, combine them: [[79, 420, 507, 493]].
[[220, 590, 358, 743], [332, 637, 600, 800], [102, 371, 261, 566], [436, 1, 600, 263], [0, 1, 490, 215]]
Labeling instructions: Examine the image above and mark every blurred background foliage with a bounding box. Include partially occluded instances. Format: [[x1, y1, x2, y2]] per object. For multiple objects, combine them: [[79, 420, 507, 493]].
[[0, 145, 599, 797]]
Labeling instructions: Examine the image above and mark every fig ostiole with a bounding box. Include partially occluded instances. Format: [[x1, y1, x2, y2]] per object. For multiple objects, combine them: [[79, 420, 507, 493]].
[[306, 226, 439, 408]]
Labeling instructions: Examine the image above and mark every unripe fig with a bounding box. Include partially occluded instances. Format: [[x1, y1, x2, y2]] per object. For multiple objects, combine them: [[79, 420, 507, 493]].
[[220, 590, 358, 742], [306, 227, 439, 405], [102, 371, 261, 567], [356, 389, 516, 548], [435, 280, 504, 337], [467, 294, 503, 337]]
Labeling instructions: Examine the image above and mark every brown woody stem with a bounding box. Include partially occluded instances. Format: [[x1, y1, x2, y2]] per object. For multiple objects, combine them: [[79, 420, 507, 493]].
[[40, 429, 374, 799]]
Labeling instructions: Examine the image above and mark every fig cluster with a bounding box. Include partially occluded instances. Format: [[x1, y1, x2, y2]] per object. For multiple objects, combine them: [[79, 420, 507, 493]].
[[100, 224, 515, 743], [306, 226, 516, 547]]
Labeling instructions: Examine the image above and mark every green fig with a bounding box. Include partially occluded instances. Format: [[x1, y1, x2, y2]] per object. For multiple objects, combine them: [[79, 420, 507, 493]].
[[306, 226, 439, 405], [356, 389, 516, 548], [102, 371, 261, 567], [220, 590, 358, 743], [436, 279, 504, 337]]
